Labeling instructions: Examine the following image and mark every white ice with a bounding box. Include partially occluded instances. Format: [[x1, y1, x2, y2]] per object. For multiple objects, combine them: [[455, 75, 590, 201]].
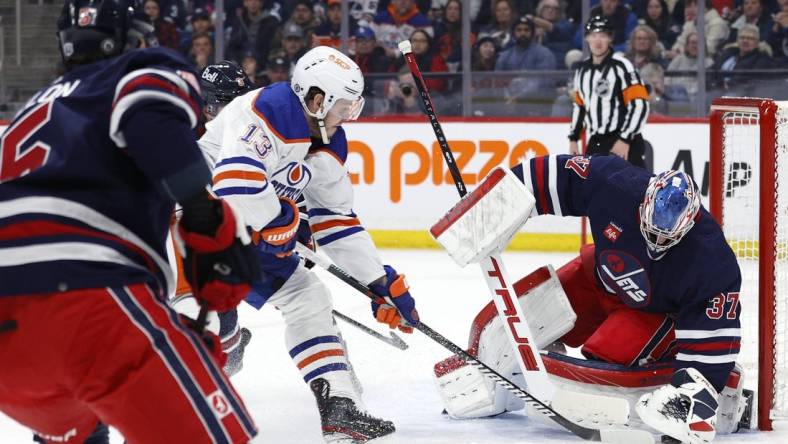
[[2, 250, 787, 443]]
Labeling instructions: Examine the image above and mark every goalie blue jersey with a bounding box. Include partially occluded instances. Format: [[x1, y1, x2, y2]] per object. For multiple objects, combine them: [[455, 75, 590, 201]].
[[512, 155, 742, 391], [0, 47, 205, 298]]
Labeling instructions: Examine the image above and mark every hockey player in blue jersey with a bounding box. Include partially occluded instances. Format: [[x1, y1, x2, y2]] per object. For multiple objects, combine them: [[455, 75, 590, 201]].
[[0, 1, 259, 443], [197, 46, 418, 442], [433, 155, 742, 444]]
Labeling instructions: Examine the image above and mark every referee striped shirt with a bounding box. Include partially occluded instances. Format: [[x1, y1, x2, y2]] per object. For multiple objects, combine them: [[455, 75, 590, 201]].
[[569, 51, 650, 143]]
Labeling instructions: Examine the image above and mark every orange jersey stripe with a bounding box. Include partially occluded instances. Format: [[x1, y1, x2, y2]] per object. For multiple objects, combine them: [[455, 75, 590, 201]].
[[297, 349, 345, 369], [310, 218, 361, 233], [622, 84, 649, 105], [213, 170, 267, 185]]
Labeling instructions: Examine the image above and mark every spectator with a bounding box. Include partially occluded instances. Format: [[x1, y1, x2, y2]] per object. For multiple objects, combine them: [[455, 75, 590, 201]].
[[638, 0, 681, 50], [404, 28, 450, 92], [313, 0, 358, 49], [496, 16, 557, 107], [226, 0, 282, 65], [626, 24, 667, 69], [353, 26, 392, 75], [573, 0, 638, 52], [472, 35, 500, 70], [259, 55, 291, 86], [351, 0, 382, 23], [143, 0, 179, 49], [178, 8, 212, 55], [287, 0, 321, 37], [666, 30, 713, 94], [189, 32, 214, 71], [434, 0, 477, 71], [729, 0, 775, 43], [712, 23, 776, 89], [373, 0, 434, 58], [495, 16, 557, 70], [478, 0, 518, 49], [241, 50, 265, 86], [672, 0, 730, 58], [530, 0, 575, 64], [769, 0, 788, 62], [278, 23, 308, 66], [639, 62, 669, 114], [387, 65, 424, 115]]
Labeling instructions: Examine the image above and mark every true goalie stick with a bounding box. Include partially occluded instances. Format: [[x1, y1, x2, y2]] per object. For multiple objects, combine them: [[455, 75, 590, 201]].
[[295, 243, 653, 444], [398, 39, 554, 401]]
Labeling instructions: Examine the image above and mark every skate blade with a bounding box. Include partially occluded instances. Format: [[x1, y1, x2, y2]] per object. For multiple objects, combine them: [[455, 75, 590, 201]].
[[323, 431, 395, 444]]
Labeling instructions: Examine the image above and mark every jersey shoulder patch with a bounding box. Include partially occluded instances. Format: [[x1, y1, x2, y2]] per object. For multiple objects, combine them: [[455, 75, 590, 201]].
[[251, 83, 311, 144]]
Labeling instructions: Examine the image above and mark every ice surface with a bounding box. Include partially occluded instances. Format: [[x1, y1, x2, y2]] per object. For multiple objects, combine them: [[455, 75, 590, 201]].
[[2, 250, 788, 443]]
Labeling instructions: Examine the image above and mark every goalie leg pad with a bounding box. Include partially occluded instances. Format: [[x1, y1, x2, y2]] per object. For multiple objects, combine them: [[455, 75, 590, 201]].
[[433, 266, 575, 418], [715, 365, 747, 434], [433, 356, 518, 418], [582, 309, 676, 367]]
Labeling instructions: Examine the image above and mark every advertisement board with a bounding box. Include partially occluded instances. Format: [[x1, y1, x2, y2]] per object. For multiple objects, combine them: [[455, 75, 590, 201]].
[[0, 117, 712, 250]]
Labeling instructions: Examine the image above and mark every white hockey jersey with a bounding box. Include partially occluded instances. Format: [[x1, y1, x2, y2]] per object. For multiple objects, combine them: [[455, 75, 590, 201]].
[[198, 82, 385, 290]]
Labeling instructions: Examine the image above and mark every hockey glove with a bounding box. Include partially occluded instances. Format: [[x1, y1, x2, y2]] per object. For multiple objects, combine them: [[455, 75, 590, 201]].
[[253, 196, 300, 257], [636, 367, 719, 444], [178, 193, 259, 312], [369, 265, 419, 333]]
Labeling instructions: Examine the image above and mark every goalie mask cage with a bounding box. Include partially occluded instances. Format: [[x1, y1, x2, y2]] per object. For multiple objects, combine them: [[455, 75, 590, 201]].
[[710, 97, 788, 431]]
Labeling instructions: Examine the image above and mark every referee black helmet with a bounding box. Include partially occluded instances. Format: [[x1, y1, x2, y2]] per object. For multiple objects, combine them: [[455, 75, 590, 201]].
[[584, 15, 613, 35]]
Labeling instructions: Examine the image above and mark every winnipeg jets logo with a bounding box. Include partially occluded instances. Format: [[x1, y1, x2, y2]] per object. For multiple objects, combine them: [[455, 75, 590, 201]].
[[565, 156, 590, 179], [598, 251, 650, 306]]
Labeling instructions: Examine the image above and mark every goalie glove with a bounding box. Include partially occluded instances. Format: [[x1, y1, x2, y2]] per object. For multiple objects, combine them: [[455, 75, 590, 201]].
[[178, 192, 259, 312], [369, 265, 419, 333], [636, 367, 719, 444]]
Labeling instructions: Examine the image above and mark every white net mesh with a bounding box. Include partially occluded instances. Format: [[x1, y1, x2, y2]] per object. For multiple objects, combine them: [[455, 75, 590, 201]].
[[717, 100, 788, 427]]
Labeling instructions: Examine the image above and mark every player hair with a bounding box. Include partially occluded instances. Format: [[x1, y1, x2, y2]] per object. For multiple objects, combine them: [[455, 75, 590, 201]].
[[304, 86, 326, 104]]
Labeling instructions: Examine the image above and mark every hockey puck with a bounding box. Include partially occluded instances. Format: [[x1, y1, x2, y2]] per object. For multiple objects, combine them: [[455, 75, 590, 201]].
[[661, 435, 681, 443]]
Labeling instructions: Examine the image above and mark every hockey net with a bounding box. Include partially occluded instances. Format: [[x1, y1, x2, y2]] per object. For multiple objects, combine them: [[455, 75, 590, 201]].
[[709, 97, 788, 431]]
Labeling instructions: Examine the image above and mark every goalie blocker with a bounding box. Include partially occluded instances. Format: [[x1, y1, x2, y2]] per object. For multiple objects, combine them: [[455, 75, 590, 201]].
[[433, 266, 751, 434]]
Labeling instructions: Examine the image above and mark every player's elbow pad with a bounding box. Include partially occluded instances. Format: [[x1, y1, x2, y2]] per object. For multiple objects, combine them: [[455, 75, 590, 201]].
[[253, 197, 300, 254]]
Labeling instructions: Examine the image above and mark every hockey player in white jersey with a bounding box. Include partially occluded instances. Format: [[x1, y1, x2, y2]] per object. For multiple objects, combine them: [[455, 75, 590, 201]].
[[198, 46, 419, 443]]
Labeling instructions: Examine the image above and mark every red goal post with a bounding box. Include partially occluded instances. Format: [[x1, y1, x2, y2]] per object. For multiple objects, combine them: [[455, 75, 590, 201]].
[[709, 97, 788, 431]]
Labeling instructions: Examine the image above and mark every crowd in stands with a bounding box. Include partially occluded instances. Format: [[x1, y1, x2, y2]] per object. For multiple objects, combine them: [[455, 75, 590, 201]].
[[136, 0, 788, 116]]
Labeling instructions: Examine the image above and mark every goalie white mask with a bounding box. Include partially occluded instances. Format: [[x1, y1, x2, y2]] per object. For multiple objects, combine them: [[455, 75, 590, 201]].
[[291, 46, 365, 143], [639, 170, 700, 260]]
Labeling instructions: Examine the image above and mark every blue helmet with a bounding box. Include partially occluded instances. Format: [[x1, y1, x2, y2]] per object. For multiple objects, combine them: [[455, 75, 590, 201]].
[[639, 171, 700, 259]]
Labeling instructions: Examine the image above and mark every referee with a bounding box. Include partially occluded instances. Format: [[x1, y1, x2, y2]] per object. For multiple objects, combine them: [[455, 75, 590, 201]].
[[569, 16, 650, 168]]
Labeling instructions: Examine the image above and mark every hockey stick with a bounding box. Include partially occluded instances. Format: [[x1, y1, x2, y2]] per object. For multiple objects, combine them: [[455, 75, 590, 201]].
[[332, 310, 409, 350], [398, 39, 555, 401], [294, 243, 653, 444]]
